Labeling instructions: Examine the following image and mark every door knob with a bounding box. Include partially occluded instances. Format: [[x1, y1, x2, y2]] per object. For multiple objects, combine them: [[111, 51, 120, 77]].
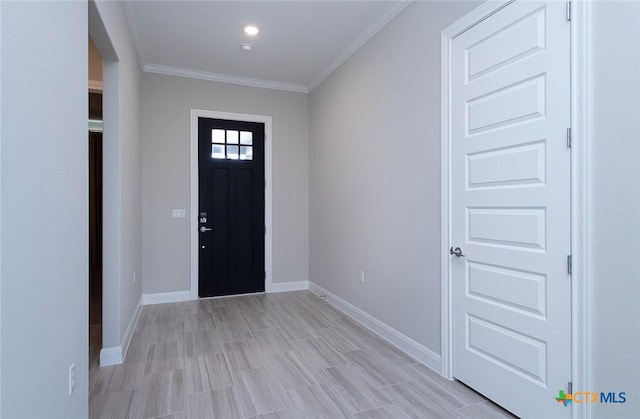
[[200, 226, 212, 233], [449, 246, 464, 257]]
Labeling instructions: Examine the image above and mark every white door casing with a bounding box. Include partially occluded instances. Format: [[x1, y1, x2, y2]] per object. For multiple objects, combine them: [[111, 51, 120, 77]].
[[449, 2, 571, 418], [190, 109, 273, 299]]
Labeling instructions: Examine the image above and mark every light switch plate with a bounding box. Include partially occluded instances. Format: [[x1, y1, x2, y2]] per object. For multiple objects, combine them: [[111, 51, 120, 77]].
[[172, 209, 186, 219]]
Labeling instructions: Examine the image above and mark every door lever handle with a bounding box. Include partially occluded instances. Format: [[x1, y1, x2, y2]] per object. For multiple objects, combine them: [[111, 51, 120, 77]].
[[449, 246, 464, 257], [200, 226, 212, 233]]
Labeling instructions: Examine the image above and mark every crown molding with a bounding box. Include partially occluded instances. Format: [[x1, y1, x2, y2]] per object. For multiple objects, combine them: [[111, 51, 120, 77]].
[[143, 63, 309, 94], [124, 1, 411, 94], [307, 0, 413, 92], [123, 1, 146, 70]]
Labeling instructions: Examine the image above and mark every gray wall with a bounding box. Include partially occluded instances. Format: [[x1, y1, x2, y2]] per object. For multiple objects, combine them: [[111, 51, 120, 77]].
[[141, 74, 309, 294], [309, 1, 479, 352], [91, 0, 143, 350], [310, 0, 640, 415], [1, 2, 89, 417], [591, 1, 640, 416]]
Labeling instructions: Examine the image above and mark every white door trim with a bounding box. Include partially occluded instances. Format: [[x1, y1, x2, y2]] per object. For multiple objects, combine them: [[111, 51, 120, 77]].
[[440, 1, 593, 418], [189, 109, 273, 299], [569, 1, 593, 418]]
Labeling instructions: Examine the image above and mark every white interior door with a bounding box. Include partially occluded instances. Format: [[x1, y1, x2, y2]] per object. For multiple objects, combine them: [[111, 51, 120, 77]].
[[450, 2, 571, 417]]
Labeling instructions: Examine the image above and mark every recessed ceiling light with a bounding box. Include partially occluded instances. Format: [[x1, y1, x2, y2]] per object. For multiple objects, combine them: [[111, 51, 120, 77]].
[[241, 43, 253, 51], [244, 26, 259, 36]]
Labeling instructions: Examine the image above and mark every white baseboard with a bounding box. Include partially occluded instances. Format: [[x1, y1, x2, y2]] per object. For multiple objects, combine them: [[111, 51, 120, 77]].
[[121, 294, 143, 359], [308, 281, 442, 374], [100, 346, 122, 367], [268, 280, 309, 293], [142, 283, 309, 303], [142, 290, 193, 305], [100, 294, 143, 367]]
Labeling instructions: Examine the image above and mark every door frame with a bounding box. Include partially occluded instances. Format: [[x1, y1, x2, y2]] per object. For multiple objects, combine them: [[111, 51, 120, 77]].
[[440, 1, 593, 418], [190, 109, 273, 298]]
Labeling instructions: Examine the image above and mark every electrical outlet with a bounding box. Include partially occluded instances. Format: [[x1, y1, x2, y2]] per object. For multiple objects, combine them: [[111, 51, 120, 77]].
[[68, 363, 75, 396], [359, 271, 365, 284]]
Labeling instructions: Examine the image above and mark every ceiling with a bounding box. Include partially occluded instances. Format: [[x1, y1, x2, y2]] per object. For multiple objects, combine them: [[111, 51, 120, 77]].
[[124, 1, 411, 93]]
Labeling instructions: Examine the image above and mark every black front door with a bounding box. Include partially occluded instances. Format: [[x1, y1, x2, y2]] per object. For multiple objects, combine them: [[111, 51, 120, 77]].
[[198, 117, 265, 297]]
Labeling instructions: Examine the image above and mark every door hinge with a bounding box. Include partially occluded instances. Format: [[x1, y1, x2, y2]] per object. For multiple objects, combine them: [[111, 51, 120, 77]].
[[567, 255, 572, 275], [264, 271, 266, 280], [265, 225, 267, 234], [566, 128, 572, 148], [568, 381, 573, 394], [566, 1, 572, 21]]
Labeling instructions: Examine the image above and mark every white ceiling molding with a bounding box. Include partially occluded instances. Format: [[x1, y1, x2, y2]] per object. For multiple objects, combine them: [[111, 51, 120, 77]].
[[123, 1, 146, 70], [125, 0, 308, 94], [307, 0, 413, 92], [144, 63, 309, 94], [122, 0, 412, 94]]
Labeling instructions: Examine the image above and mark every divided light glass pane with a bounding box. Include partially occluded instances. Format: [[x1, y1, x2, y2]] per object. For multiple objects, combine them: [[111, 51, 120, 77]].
[[227, 145, 239, 160], [240, 131, 253, 145], [211, 144, 225, 159], [240, 146, 253, 160], [226, 130, 239, 144], [212, 129, 225, 143]]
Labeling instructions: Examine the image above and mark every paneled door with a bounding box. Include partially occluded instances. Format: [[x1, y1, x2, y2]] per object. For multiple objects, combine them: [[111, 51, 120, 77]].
[[450, 2, 571, 417], [198, 117, 265, 297]]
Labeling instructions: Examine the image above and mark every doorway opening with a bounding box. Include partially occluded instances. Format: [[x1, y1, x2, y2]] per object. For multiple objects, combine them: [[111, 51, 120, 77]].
[[439, 1, 587, 418], [88, 35, 103, 373], [190, 109, 273, 298], [197, 117, 265, 297]]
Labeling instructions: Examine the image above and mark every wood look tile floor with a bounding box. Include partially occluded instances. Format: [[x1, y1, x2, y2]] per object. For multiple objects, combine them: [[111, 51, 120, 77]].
[[89, 291, 517, 419]]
